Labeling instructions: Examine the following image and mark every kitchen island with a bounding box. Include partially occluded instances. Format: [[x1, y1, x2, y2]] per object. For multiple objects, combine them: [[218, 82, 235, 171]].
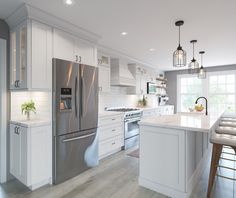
[[139, 113, 221, 198]]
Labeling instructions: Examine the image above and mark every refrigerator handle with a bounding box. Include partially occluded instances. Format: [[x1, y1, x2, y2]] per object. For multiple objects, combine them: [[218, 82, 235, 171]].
[[62, 132, 96, 143], [80, 76, 84, 117], [75, 76, 78, 117]]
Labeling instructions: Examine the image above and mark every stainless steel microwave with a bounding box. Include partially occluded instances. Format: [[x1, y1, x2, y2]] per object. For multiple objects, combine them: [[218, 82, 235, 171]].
[[147, 82, 156, 94]]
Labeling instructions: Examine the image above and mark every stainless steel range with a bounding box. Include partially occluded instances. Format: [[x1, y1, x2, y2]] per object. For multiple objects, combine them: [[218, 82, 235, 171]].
[[106, 107, 142, 149]]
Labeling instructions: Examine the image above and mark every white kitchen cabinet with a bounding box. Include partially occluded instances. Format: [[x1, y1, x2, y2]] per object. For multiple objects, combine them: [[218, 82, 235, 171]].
[[127, 67, 147, 95], [10, 20, 52, 90], [98, 114, 124, 159], [53, 29, 75, 62], [53, 29, 97, 66], [10, 123, 52, 190], [98, 66, 110, 93], [98, 53, 111, 93]]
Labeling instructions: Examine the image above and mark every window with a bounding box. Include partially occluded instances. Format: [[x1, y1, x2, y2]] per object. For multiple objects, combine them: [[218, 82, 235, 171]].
[[208, 73, 235, 114], [178, 75, 202, 112], [177, 71, 236, 114]]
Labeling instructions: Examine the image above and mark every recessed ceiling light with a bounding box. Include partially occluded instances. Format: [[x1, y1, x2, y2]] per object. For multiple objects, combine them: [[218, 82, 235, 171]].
[[121, 32, 128, 36], [149, 48, 156, 52], [64, 0, 74, 5]]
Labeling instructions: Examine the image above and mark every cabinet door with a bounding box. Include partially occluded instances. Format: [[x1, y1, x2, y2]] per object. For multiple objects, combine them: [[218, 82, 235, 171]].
[[136, 72, 142, 94], [10, 124, 27, 185], [98, 66, 110, 93], [31, 21, 52, 90], [53, 29, 75, 62], [10, 22, 28, 90], [76, 39, 97, 66], [10, 31, 17, 89], [18, 23, 28, 89]]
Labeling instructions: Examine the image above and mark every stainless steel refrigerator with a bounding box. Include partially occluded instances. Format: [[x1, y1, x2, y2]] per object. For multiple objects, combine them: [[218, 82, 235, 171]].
[[52, 58, 99, 184]]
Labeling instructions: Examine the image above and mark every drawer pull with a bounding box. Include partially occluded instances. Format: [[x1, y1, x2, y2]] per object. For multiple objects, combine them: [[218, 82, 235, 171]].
[[112, 129, 116, 132], [112, 142, 115, 145], [112, 118, 116, 121]]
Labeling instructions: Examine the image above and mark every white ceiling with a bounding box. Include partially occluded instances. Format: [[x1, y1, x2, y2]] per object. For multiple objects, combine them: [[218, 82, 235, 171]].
[[1, 0, 236, 71]]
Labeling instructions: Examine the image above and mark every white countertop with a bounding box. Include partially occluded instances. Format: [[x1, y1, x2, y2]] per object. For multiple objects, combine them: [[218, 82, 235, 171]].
[[10, 120, 51, 128], [139, 112, 221, 133], [98, 111, 124, 117]]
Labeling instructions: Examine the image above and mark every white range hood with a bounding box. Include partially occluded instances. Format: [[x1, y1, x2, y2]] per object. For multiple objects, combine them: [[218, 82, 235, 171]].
[[110, 58, 136, 87]]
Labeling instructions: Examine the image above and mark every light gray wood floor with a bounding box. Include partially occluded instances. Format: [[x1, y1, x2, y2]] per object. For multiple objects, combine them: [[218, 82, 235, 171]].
[[0, 147, 235, 198]]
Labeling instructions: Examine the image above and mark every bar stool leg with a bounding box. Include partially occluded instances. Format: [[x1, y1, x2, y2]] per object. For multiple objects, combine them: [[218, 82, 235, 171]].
[[207, 143, 223, 198]]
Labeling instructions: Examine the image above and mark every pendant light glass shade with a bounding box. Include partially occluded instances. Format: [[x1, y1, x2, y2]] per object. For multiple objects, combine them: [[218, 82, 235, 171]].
[[188, 40, 199, 74], [173, 21, 186, 67], [198, 51, 206, 79]]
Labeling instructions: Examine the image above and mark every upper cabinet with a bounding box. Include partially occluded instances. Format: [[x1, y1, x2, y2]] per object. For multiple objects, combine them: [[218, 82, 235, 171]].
[[98, 53, 111, 93], [10, 20, 52, 90], [53, 29, 97, 66]]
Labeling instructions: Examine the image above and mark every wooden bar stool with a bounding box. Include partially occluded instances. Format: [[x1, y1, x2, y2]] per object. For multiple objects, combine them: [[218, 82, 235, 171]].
[[207, 126, 236, 198]]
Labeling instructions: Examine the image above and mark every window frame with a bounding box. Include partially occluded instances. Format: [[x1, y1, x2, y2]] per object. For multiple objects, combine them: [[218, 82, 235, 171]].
[[177, 70, 236, 113]]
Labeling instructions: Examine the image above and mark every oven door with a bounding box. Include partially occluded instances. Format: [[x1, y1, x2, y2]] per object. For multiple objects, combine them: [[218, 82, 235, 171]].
[[124, 118, 140, 139]]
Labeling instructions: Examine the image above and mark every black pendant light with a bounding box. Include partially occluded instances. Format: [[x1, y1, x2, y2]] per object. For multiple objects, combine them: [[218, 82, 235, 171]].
[[173, 20, 186, 67], [188, 40, 199, 74], [198, 51, 206, 79]]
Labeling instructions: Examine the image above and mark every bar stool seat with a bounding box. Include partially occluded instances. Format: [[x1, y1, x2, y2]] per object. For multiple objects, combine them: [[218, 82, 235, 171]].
[[207, 127, 236, 198], [219, 121, 236, 128], [221, 117, 236, 122], [221, 113, 236, 118]]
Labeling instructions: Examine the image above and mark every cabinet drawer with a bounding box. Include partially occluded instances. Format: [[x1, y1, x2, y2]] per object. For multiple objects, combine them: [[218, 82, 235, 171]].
[[99, 124, 123, 141], [99, 136, 123, 158], [99, 115, 123, 127]]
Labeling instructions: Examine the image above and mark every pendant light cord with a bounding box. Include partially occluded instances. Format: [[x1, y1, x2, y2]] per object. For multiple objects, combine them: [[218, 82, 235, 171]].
[[178, 26, 181, 46], [193, 42, 195, 59]]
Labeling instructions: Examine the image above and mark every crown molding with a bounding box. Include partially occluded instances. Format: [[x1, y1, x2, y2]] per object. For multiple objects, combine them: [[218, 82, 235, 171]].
[[5, 3, 101, 43]]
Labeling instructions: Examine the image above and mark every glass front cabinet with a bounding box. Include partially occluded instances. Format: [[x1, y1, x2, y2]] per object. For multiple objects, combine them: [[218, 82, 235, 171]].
[[10, 21, 28, 89], [10, 19, 52, 90]]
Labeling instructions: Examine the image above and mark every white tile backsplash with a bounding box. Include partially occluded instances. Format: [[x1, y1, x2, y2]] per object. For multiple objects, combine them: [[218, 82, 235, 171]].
[[99, 91, 159, 111], [11, 92, 51, 121]]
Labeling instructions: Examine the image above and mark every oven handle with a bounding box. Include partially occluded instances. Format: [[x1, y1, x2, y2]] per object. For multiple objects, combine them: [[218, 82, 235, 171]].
[[125, 118, 141, 123]]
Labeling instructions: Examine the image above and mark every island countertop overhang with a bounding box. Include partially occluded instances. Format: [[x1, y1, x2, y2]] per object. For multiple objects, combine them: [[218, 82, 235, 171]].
[[139, 113, 222, 133]]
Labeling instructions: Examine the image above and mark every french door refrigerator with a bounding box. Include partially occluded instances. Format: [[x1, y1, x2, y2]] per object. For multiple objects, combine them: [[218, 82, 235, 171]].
[[52, 58, 99, 184]]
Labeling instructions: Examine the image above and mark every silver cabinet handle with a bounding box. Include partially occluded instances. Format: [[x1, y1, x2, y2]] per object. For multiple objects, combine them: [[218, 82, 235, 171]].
[[112, 129, 116, 132], [62, 132, 95, 143], [112, 118, 116, 121], [14, 81, 17, 88], [112, 142, 115, 145], [14, 126, 20, 135], [17, 80, 20, 88], [75, 55, 78, 62], [79, 56, 82, 63]]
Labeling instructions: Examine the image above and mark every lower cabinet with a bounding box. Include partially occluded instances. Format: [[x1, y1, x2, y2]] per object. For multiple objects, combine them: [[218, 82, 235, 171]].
[[10, 123, 52, 190], [98, 114, 124, 159]]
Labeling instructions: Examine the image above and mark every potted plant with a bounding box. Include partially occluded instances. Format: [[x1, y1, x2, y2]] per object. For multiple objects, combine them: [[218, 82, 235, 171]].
[[21, 100, 36, 120]]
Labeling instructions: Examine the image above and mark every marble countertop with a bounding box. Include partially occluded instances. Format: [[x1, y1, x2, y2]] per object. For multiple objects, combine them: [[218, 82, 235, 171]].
[[98, 111, 124, 117], [139, 112, 222, 133], [10, 120, 51, 128]]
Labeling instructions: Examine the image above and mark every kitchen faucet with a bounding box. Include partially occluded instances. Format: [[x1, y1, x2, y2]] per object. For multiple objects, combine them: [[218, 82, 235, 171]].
[[195, 97, 208, 116]]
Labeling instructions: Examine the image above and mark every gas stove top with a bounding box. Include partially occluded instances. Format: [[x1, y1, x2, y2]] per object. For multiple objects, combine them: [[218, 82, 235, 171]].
[[106, 107, 142, 120], [106, 107, 140, 112]]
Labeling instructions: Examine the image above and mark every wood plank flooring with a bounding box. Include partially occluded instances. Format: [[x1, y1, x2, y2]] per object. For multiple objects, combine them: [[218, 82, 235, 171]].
[[0, 147, 235, 198]]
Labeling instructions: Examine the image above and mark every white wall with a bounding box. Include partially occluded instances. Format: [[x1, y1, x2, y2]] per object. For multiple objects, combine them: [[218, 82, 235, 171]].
[[10, 92, 51, 121], [0, 39, 7, 183]]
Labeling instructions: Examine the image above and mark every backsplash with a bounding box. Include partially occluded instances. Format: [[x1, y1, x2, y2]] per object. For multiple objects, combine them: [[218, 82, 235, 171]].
[[99, 87, 159, 111], [11, 92, 51, 121]]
